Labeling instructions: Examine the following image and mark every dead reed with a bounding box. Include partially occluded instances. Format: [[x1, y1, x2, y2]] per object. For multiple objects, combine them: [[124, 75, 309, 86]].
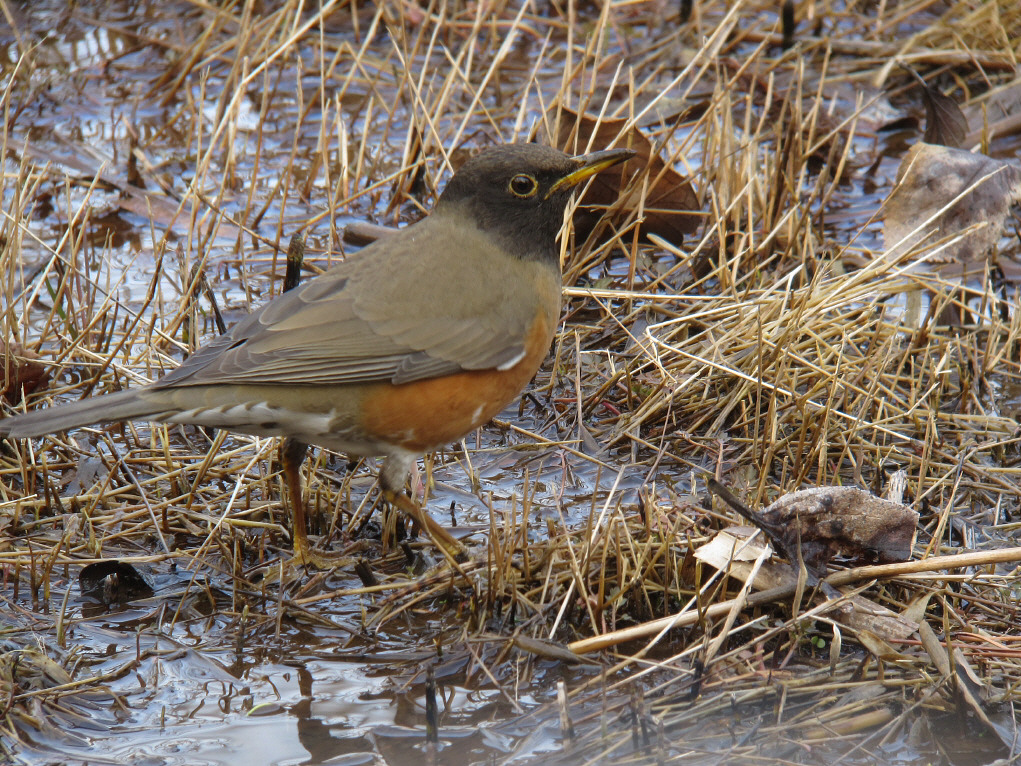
[[1, 0, 1020, 761]]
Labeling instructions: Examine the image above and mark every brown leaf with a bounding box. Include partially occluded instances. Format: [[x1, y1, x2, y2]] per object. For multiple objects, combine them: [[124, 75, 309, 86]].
[[884, 142, 1021, 274], [900, 64, 969, 149], [554, 107, 701, 243], [694, 525, 919, 642], [856, 629, 912, 661], [759, 486, 919, 569], [1, 341, 50, 404], [79, 560, 155, 603], [921, 86, 968, 149], [512, 635, 598, 664]]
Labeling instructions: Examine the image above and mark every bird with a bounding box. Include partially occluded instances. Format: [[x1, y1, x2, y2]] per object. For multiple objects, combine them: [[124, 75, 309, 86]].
[[1, 143, 636, 566]]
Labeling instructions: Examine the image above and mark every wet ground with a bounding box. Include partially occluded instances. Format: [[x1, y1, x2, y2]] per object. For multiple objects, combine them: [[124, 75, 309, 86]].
[[2, 1, 1021, 765]]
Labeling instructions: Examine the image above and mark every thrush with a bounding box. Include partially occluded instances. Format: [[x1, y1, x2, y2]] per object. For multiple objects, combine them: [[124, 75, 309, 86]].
[[1, 143, 635, 564]]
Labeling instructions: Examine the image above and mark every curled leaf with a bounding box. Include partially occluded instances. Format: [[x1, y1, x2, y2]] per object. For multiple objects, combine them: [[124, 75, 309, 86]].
[[554, 107, 701, 243], [758, 486, 919, 568], [884, 142, 1021, 272], [1, 341, 49, 404], [79, 560, 155, 604], [921, 85, 968, 148]]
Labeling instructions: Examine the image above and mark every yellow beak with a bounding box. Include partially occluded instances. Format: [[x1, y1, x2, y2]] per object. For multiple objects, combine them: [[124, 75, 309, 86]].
[[548, 147, 637, 197]]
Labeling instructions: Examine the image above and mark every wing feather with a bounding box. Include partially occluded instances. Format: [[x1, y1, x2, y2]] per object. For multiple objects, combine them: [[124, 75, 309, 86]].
[[154, 217, 540, 390]]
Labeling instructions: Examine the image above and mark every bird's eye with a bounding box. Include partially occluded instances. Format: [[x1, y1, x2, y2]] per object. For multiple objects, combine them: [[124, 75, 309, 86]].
[[508, 174, 539, 198]]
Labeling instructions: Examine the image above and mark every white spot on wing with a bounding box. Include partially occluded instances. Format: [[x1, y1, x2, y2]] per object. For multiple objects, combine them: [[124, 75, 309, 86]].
[[470, 404, 485, 425], [497, 350, 526, 370]]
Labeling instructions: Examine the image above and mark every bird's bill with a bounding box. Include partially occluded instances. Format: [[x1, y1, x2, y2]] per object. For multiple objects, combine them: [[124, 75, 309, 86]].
[[548, 147, 637, 196]]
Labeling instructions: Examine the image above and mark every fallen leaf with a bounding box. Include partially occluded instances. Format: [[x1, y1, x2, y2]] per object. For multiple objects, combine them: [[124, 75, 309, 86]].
[[1, 341, 50, 404], [695, 525, 919, 642], [921, 85, 968, 148], [79, 560, 155, 604], [758, 486, 919, 568], [512, 635, 598, 665], [710, 481, 919, 570], [884, 142, 1021, 276], [554, 107, 701, 243], [902, 66, 968, 149]]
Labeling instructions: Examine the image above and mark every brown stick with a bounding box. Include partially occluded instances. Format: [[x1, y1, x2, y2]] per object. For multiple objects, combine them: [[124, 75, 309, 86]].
[[568, 547, 1021, 655]]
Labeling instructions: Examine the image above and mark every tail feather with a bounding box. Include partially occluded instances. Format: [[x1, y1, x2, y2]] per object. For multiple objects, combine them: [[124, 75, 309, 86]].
[[0, 389, 163, 438]]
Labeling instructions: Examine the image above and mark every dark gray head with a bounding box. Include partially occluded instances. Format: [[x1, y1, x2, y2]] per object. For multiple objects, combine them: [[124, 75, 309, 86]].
[[435, 143, 635, 261]]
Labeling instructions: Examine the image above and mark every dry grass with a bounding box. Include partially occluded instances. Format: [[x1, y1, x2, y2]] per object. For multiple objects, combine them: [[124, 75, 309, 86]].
[[2, 0, 1021, 762]]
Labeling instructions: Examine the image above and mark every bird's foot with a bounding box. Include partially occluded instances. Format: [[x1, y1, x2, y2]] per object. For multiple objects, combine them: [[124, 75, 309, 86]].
[[383, 490, 470, 564], [289, 531, 355, 570]]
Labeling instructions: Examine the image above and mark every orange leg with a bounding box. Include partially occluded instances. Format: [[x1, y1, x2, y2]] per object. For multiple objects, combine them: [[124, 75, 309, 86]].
[[382, 488, 469, 563], [285, 438, 468, 567], [281, 438, 351, 568]]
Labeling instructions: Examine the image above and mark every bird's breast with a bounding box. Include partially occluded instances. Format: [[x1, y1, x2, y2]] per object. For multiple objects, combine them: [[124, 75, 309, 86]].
[[357, 297, 558, 452]]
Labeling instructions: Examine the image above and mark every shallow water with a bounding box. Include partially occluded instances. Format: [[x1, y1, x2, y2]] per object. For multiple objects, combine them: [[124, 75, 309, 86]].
[[3, 2, 1021, 765]]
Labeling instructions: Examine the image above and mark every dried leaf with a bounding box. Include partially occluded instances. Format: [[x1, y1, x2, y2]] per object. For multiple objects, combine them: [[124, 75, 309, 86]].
[[921, 86, 968, 148], [884, 142, 1021, 274], [759, 486, 919, 569], [694, 526, 792, 590], [512, 635, 598, 665], [695, 526, 918, 642], [554, 107, 701, 243], [79, 560, 155, 603], [918, 621, 951, 677], [834, 594, 917, 643], [1, 341, 50, 404], [856, 629, 914, 661]]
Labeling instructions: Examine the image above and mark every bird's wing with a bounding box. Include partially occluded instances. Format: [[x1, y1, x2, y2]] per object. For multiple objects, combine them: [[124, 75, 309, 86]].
[[155, 221, 541, 389]]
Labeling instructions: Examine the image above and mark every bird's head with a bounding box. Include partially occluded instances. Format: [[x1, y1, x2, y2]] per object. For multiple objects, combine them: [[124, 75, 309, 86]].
[[436, 143, 635, 261]]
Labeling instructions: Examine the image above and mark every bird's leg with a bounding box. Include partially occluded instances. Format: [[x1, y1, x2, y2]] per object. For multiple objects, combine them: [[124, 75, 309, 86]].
[[281, 437, 312, 563], [281, 437, 347, 569], [380, 456, 468, 563], [383, 490, 469, 562]]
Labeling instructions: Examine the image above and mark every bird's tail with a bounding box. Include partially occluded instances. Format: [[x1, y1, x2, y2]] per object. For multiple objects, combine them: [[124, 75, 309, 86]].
[[0, 389, 163, 438]]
